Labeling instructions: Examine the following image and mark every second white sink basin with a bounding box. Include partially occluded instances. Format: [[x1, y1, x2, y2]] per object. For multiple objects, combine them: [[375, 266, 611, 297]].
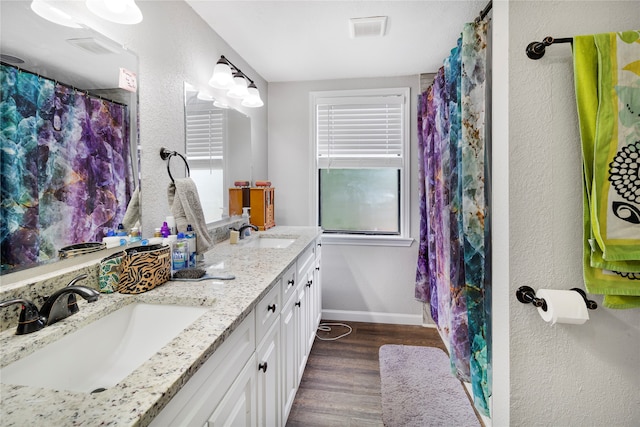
[[243, 237, 296, 248], [1, 303, 208, 393]]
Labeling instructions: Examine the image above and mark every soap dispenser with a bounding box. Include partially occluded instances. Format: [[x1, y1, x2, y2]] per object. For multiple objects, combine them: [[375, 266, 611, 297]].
[[241, 208, 252, 238]]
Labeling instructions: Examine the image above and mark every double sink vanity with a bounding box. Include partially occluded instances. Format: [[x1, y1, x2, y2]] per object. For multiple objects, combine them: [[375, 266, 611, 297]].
[[0, 226, 322, 426]]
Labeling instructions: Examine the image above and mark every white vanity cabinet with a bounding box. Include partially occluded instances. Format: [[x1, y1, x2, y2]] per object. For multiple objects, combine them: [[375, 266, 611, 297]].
[[150, 313, 256, 426], [151, 237, 322, 427]]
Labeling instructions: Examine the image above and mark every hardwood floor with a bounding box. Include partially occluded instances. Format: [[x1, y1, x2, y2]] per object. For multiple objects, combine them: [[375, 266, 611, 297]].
[[286, 320, 460, 427]]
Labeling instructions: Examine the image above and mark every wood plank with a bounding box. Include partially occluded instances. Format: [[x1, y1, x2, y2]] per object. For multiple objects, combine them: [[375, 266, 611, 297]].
[[286, 320, 457, 426]]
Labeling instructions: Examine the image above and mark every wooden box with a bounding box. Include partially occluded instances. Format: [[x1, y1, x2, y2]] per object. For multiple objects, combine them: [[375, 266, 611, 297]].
[[229, 186, 275, 230], [250, 187, 275, 230], [229, 187, 250, 217]]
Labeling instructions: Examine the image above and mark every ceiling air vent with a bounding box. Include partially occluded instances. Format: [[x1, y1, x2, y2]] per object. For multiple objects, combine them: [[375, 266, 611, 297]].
[[66, 37, 119, 55], [349, 16, 388, 38]]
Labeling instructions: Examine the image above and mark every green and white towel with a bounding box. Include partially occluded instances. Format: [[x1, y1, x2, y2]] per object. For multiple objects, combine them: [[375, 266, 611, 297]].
[[574, 30, 640, 309]]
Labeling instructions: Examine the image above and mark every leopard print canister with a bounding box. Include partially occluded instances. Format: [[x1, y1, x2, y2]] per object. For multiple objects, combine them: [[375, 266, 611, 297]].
[[117, 245, 171, 294]]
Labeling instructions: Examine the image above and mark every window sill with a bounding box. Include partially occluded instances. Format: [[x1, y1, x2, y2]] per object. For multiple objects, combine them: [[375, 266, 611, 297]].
[[321, 234, 414, 247]]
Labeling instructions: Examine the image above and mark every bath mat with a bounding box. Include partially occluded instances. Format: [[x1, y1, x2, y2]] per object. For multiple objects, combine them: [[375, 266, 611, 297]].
[[379, 344, 480, 427]]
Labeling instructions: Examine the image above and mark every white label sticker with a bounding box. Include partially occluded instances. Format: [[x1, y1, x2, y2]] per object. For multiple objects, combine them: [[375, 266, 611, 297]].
[[119, 67, 137, 93]]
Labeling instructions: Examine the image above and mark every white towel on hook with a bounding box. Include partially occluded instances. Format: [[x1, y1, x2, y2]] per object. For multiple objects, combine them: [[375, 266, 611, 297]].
[[122, 186, 141, 231], [167, 178, 213, 254]]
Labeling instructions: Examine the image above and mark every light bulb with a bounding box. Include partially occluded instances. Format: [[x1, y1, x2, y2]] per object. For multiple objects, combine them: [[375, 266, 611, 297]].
[[209, 60, 233, 89], [227, 74, 249, 99], [31, 0, 82, 28], [106, 0, 127, 13], [213, 100, 229, 109], [86, 0, 143, 24], [197, 92, 215, 101], [242, 84, 264, 108]]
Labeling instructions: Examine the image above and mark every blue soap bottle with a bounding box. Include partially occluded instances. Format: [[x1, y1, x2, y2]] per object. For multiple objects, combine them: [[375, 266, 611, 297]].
[[172, 232, 188, 271], [185, 224, 197, 267]]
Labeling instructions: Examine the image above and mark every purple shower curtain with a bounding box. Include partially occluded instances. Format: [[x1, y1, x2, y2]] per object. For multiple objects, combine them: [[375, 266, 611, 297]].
[[415, 20, 491, 417], [1, 63, 133, 271]]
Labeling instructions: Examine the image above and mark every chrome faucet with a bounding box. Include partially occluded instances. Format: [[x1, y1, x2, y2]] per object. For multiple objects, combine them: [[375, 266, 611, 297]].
[[40, 274, 100, 326], [237, 223, 259, 240]]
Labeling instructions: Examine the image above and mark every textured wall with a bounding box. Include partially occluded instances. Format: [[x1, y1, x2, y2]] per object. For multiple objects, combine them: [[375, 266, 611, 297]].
[[506, 1, 640, 425], [84, 1, 268, 237], [268, 76, 425, 322]]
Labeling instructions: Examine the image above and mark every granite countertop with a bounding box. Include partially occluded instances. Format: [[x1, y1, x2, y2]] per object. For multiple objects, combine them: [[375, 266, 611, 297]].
[[0, 226, 321, 427]]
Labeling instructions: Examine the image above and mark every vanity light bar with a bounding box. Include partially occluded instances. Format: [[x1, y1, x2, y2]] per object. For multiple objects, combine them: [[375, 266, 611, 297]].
[[209, 55, 263, 108]]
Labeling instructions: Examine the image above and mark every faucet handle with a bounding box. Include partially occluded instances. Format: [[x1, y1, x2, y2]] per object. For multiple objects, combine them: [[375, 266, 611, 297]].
[[0, 298, 46, 335], [65, 273, 88, 315]]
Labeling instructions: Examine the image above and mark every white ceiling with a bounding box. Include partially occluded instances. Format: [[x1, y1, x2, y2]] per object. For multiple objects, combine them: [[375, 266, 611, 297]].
[[186, 0, 489, 83], [0, 1, 137, 90]]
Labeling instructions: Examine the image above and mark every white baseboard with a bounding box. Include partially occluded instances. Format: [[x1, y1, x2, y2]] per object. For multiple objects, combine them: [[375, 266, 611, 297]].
[[321, 309, 424, 326]]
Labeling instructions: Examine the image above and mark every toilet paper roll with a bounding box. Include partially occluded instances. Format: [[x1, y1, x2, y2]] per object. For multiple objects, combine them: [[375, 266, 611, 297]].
[[536, 289, 589, 325]]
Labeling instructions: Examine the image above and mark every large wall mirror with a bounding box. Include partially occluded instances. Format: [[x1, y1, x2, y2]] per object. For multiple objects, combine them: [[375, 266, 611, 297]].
[[0, 1, 139, 278], [184, 83, 251, 224]]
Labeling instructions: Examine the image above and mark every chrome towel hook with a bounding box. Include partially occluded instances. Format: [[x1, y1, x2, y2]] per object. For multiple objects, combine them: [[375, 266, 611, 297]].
[[159, 147, 190, 183]]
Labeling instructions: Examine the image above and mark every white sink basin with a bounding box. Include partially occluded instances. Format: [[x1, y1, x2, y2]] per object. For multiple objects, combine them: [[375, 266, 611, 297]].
[[1, 303, 208, 393], [243, 237, 296, 249]]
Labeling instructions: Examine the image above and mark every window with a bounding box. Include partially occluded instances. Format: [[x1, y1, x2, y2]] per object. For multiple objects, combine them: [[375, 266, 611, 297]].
[[185, 99, 226, 224], [312, 88, 411, 245]]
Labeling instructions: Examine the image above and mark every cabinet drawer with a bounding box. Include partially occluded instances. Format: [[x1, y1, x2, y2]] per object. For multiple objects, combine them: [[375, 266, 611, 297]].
[[255, 282, 281, 343], [281, 264, 297, 306]]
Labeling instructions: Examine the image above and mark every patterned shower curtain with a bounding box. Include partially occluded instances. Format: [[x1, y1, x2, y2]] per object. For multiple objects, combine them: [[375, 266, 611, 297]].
[[415, 20, 491, 417], [1, 63, 133, 271]]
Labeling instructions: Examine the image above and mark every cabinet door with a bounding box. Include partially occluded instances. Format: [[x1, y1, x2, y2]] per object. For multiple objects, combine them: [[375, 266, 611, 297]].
[[295, 282, 308, 384], [255, 281, 281, 343], [312, 240, 322, 334], [281, 264, 297, 307], [304, 268, 317, 353], [256, 318, 281, 427], [280, 293, 298, 422], [206, 355, 257, 427], [150, 314, 255, 426]]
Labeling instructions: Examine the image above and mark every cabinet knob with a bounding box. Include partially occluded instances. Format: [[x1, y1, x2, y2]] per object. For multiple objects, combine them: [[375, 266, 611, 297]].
[[316, 266, 320, 271], [295, 301, 301, 308], [267, 304, 277, 313], [258, 362, 268, 373], [287, 279, 295, 287], [306, 280, 312, 288]]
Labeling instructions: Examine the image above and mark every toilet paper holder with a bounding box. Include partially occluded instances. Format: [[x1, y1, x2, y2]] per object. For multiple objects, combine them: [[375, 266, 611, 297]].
[[516, 286, 598, 311]]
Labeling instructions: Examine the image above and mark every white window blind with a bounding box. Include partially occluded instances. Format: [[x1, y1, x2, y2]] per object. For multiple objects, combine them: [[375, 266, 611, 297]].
[[317, 95, 404, 168], [185, 105, 225, 170]]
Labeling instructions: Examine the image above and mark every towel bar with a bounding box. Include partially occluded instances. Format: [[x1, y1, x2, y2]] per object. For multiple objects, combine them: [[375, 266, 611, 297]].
[[159, 147, 190, 183], [526, 36, 573, 59]]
